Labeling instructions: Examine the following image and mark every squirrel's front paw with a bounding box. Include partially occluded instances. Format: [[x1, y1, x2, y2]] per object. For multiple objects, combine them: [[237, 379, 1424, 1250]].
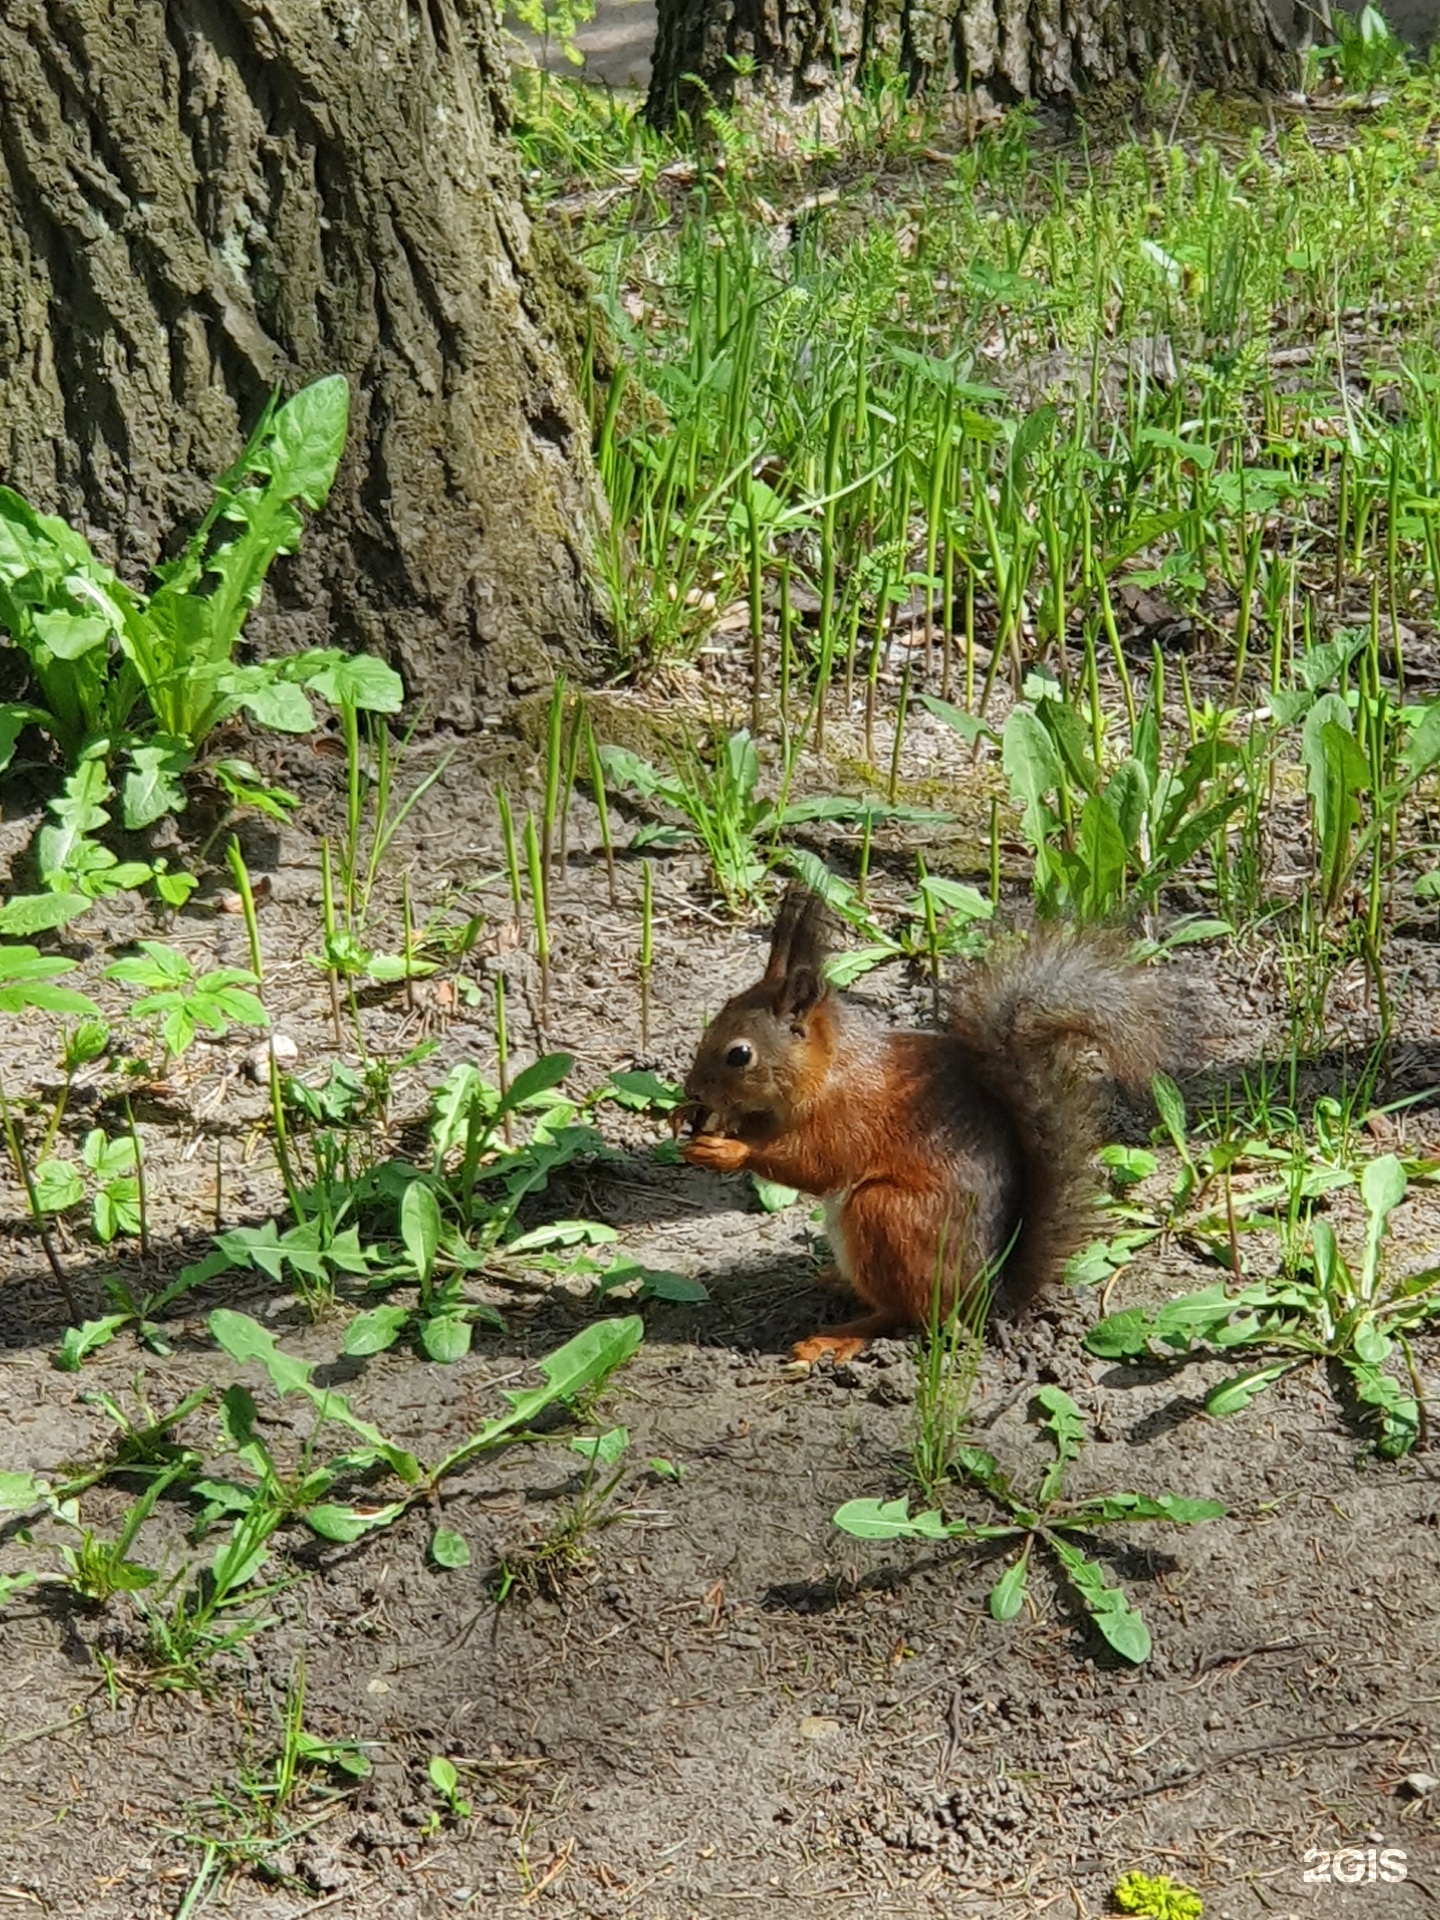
[[682, 1133, 749, 1173]]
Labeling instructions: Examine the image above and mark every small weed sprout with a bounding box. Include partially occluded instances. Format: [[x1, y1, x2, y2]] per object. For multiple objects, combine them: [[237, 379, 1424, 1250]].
[[426, 1755, 473, 1828], [911, 1218, 995, 1503], [104, 941, 267, 1067]]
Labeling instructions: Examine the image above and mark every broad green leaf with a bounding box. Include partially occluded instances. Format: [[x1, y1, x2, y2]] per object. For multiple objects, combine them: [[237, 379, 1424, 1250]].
[[208, 1309, 421, 1480], [106, 940, 191, 986], [0, 893, 90, 936], [121, 741, 191, 829], [433, 1317, 643, 1479], [306, 1502, 402, 1543], [209, 1519, 280, 1595], [1073, 1491, 1226, 1524], [83, 1128, 135, 1179], [883, 345, 1005, 403], [506, 1219, 617, 1253], [239, 676, 318, 732], [1050, 1535, 1151, 1664], [1067, 1236, 1150, 1288], [1002, 705, 1063, 846], [428, 1756, 459, 1797], [92, 1177, 141, 1244], [344, 1305, 410, 1357], [364, 951, 437, 983], [31, 610, 110, 659], [1097, 1145, 1158, 1187], [161, 1006, 196, 1057], [1400, 698, 1440, 777], [1360, 1153, 1406, 1226], [1083, 1308, 1155, 1359], [1105, 757, 1150, 851], [570, 1425, 629, 1465], [528, 1315, 642, 1403], [1351, 1315, 1390, 1365], [822, 945, 897, 988], [1073, 792, 1128, 917], [918, 693, 995, 745], [957, 1445, 1010, 1495], [154, 867, 198, 908], [307, 654, 404, 714], [212, 756, 301, 819], [917, 875, 992, 923], [638, 1268, 709, 1302], [594, 743, 678, 805], [266, 374, 350, 509], [776, 795, 870, 826], [210, 1308, 315, 1394], [33, 1157, 84, 1212], [1035, 1385, 1085, 1502], [189, 981, 265, 1031], [0, 1471, 50, 1512], [1008, 401, 1058, 478], [0, 946, 97, 1017], [989, 1549, 1030, 1621], [1205, 1362, 1295, 1417], [831, 1497, 959, 1541], [215, 1220, 288, 1283], [1032, 684, 1100, 795], [293, 1730, 371, 1779], [1131, 790, 1247, 904], [594, 1259, 707, 1303], [431, 1526, 471, 1568], [0, 704, 52, 775], [1343, 1356, 1420, 1458], [502, 1052, 575, 1111], [53, 1313, 132, 1371], [401, 1181, 442, 1280], [1302, 698, 1366, 878], [420, 1312, 473, 1364], [1087, 1284, 1274, 1359], [1311, 1215, 1343, 1297], [104, 1560, 161, 1593], [606, 1070, 684, 1112], [1160, 916, 1234, 947]]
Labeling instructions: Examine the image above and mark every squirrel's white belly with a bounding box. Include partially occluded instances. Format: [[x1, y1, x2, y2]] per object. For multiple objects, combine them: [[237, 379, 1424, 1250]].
[[822, 1190, 853, 1280]]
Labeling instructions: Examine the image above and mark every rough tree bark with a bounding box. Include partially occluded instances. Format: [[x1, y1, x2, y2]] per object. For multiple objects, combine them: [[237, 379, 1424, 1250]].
[[0, 0, 607, 729], [648, 0, 1296, 129]]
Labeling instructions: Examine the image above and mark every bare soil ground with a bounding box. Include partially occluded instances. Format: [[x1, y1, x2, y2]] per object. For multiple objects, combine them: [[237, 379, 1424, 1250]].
[[2, 675, 1439, 1920]]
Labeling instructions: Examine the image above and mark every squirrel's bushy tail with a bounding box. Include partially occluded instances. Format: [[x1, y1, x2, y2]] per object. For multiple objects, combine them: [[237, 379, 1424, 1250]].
[[949, 929, 1174, 1313]]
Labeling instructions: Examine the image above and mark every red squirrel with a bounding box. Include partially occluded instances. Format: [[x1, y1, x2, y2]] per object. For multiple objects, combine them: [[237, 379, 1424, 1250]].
[[681, 883, 1174, 1364]]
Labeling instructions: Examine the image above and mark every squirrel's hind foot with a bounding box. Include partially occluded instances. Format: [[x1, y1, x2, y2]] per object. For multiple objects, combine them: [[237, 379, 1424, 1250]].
[[792, 1311, 903, 1366]]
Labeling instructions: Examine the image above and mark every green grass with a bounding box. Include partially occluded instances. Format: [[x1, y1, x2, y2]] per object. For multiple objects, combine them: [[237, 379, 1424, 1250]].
[[527, 67, 1440, 1009], [545, 74, 1440, 693]]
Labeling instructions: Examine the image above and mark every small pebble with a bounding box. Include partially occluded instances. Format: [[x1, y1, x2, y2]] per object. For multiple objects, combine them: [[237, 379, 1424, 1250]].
[[216, 876, 272, 913], [241, 1033, 299, 1082]]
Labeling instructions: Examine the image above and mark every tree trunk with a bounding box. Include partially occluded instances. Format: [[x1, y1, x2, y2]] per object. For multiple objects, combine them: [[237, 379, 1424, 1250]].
[[0, 0, 607, 730], [648, 0, 1295, 129]]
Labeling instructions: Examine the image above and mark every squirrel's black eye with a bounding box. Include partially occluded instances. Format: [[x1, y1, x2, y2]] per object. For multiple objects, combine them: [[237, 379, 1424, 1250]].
[[725, 1042, 753, 1069]]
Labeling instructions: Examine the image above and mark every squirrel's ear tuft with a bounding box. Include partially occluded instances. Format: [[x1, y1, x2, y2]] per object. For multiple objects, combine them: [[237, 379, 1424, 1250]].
[[778, 964, 826, 1023], [764, 882, 832, 985]]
